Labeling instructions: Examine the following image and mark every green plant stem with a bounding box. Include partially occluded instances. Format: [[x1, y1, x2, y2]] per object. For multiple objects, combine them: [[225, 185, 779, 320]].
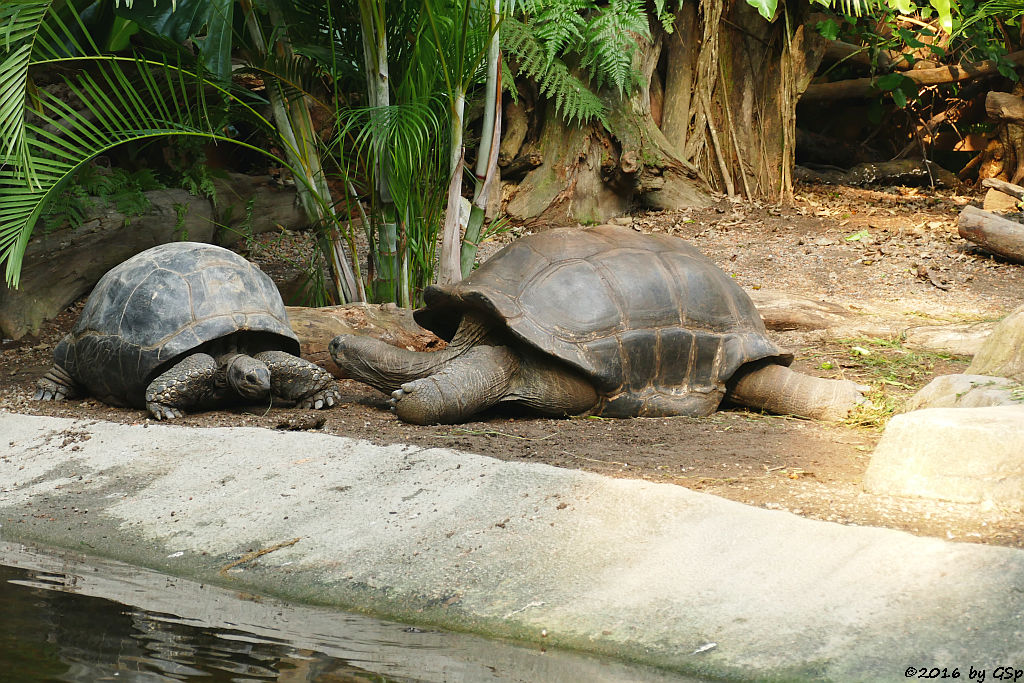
[[240, 0, 361, 303], [460, 0, 503, 278]]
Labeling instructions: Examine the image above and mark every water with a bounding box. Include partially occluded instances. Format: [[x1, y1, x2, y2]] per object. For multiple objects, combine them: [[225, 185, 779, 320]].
[[0, 542, 693, 682]]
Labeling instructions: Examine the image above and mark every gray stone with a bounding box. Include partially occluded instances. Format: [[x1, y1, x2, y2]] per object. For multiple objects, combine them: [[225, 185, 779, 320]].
[[0, 190, 213, 340], [211, 172, 306, 246], [865, 405, 1024, 507], [901, 322, 996, 356], [968, 304, 1024, 380], [904, 374, 1023, 411]]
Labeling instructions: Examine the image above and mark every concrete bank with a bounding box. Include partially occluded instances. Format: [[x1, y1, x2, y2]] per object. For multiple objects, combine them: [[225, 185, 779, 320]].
[[1, 411, 1022, 681]]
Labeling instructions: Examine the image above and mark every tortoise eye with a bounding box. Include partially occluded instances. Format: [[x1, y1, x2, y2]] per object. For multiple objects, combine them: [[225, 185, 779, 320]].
[[246, 373, 259, 384]]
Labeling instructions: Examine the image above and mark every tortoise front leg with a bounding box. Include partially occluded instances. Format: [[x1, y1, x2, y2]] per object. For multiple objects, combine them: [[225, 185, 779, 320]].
[[145, 353, 220, 420], [253, 350, 340, 410], [390, 346, 519, 424], [35, 363, 83, 401]]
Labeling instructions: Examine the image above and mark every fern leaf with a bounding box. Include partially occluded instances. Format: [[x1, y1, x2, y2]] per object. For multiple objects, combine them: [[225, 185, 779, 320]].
[[503, 17, 606, 124], [583, 0, 648, 94]]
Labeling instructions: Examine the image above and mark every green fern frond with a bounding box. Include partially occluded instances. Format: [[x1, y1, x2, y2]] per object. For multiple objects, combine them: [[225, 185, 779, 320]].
[[525, 0, 589, 66], [582, 0, 649, 93], [503, 17, 606, 124]]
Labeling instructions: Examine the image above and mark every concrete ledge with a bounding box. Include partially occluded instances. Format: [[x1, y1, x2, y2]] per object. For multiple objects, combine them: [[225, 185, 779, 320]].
[[865, 406, 1024, 507], [2, 411, 1023, 681]]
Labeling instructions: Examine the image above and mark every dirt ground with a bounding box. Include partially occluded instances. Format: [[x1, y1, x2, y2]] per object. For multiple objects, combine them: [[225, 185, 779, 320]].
[[3, 182, 1023, 549]]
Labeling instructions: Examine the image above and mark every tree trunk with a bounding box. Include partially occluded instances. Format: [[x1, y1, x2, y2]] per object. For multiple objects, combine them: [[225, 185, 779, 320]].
[[683, 0, 825, 200], [971, 89, 1024, 185], [504, 0, 826, 222]]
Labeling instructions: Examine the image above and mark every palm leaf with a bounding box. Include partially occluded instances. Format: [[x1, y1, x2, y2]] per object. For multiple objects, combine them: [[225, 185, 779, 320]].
[[0, 57, 286, 287], [1, 0, 52, 185]]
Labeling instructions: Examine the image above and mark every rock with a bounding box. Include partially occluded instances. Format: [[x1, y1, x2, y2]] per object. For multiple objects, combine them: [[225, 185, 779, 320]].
[[982, 188, 1020, 212], [968, 305, 1024, 381], [903, 374, 1022, 411], [211, 173, 307, 246], [286, 304, 444, 377], [864, 406, 1024, 508], [901, 321, 996, 357], [0, 190, 213, 340]]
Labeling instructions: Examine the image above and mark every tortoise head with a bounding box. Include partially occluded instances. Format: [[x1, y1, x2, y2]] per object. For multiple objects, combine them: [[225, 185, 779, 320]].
[[225, 354, 271, 399]]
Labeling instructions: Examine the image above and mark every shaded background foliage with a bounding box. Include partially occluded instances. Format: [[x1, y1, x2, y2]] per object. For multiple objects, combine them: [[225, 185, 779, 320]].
[[3, 0, 1023, 307]]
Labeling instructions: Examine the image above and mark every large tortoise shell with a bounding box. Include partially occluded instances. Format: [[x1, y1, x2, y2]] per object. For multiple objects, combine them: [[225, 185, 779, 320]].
[[415, 225, 790, 417], [54, 242, 299, 408]]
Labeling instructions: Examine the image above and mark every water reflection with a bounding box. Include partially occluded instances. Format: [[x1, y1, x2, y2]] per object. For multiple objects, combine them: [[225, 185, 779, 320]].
[[2, 562, 400, 681], [0, 542, 692, 682]]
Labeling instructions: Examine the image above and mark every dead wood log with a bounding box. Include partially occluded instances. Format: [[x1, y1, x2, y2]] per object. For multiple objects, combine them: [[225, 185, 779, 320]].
[[802, 50, 1024, 101], [499, 151, 543, 181], [822, 40, 895, 71], [286, 304, 443, 377], [986, 91, 1024, 124], [498, 99, 529, 166], [795, 159, 957, 187], [958, 205, 1024, 263], [982, 177, 1024, 200]]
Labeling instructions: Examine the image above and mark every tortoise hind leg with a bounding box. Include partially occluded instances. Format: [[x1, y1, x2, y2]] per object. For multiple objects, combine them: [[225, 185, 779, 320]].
[[726, 362, 868, 421], [391, 346, 519, 424], [253, 350, 340, 409], [35, 364, 83, 401], [145, 353, 220, 420]]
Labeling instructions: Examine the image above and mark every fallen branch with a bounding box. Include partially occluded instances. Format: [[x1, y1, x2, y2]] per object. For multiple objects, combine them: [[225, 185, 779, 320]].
[[981, 177, 1024, 200], [803, 50, 1024, 101], [219, 537, 302, 575], [986, 91, 1024, 124], [958, 205, 1024, 263], [499, 151, 543, 180], [822, 39, 895, 71]]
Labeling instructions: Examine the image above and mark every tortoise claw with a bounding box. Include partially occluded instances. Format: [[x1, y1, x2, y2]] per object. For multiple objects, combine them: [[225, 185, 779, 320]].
[[34, 377, 69, 402], [296, 387, 341, 411], [147, 403, 184, 421]]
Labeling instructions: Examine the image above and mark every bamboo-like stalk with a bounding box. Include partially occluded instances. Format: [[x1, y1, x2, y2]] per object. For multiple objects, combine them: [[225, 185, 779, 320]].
[[358, 0, 401, 302], [437, 91, 466, 285], [240, 0, 361, 302], [460, 0, 503, 278]]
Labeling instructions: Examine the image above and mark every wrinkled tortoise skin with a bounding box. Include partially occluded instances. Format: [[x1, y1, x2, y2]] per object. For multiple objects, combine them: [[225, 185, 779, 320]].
[[53, 242, 300, 408], [414, 225, 793, 417]]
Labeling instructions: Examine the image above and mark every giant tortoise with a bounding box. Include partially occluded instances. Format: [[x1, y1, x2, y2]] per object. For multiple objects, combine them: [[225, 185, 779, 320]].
[[35, 242, 340, 420], [329, 225, 866, 424]]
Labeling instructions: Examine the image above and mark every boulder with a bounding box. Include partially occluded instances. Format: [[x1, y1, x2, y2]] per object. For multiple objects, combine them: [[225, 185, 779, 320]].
[[903, 374, 1022, 411], [900, 322, 995, 357], [286, 304, 443, 377], [0, 190, 213, 340], [968, 305, 1024, 381], [211, 173, 307, 246], [864, 406, 1024, 507]]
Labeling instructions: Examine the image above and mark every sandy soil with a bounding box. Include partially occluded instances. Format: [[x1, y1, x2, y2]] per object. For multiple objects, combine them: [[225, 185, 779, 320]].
[[3, 182, 1023, 549]]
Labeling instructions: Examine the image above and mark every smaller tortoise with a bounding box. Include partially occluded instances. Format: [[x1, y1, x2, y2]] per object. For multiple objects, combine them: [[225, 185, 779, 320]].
[[35, 242, 340, 420], [329, 225, 865, 424]]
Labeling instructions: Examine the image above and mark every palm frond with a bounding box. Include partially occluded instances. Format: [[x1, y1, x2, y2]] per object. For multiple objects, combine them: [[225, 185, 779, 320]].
[[0, 58, 284, 287], [1, 0, 52, 185]]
